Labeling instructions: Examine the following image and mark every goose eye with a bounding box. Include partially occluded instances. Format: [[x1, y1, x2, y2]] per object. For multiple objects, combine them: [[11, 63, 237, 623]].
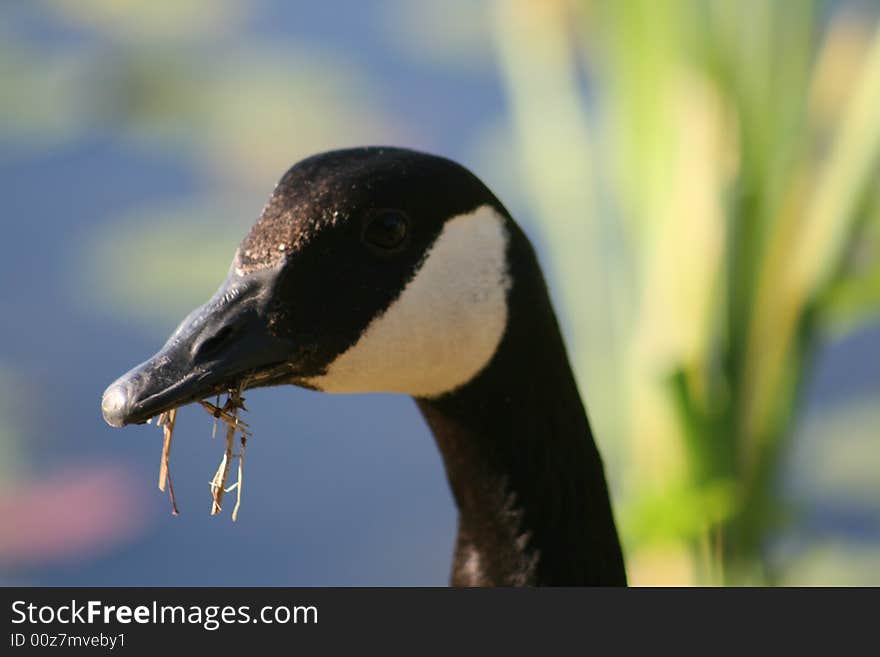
[[363, 211, 408, 251]]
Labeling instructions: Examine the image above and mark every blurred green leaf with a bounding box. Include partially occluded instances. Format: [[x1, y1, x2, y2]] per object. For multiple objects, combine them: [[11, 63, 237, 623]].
[[108, 45, 404, 186], [380, 0, 494, 71], [1, 17, 405, 186], [0, 39, 95, 147], [818, 188, 880, 335], [490, 0, 627, 456], [77, 199, 252, 330], [622, 478, 738, 546], [42, 0, 249, 43], [793, 23, 880, 304]]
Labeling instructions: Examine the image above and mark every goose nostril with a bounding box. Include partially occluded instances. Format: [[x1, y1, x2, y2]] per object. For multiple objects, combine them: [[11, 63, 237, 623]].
[[193, 325, 235, 361]]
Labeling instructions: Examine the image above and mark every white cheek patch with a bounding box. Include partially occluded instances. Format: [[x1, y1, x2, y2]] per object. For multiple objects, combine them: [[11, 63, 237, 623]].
[[306, 205, 511, 398]]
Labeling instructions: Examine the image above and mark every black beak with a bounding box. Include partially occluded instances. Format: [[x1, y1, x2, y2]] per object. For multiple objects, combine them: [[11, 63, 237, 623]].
[[101, 267, 295, 427]]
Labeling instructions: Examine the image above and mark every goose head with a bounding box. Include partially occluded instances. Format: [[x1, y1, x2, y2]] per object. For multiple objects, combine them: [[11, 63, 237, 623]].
[[101, 147, 515, 426]]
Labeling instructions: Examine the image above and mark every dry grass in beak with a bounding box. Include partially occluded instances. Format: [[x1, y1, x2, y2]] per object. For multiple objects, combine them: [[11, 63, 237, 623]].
[[156, 409, 180, 515], [153, 384, 252, 520], [201, 384, 251, 521]]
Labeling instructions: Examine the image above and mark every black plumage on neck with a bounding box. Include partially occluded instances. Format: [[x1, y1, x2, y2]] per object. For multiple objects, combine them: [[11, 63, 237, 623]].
[[416, 220, 627, 586]]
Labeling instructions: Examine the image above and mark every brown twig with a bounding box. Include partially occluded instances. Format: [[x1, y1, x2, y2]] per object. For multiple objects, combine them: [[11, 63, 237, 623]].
[[211, 393, 220, 438], [151, 384, 252, 520], [231, 434, 247, 522], [209, 385, 247, 516], [157, 409, 180, 515], [198, 400, 251, 435]]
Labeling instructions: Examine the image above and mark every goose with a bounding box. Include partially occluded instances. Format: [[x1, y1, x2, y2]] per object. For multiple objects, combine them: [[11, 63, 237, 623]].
[[101, 147, 627, 586]]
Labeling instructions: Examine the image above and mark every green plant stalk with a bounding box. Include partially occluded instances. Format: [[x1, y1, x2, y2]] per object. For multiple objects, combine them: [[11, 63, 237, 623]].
[[494, 0, 880, 584], [725, 23, 880, 578], [490, 0, 627, 453]]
